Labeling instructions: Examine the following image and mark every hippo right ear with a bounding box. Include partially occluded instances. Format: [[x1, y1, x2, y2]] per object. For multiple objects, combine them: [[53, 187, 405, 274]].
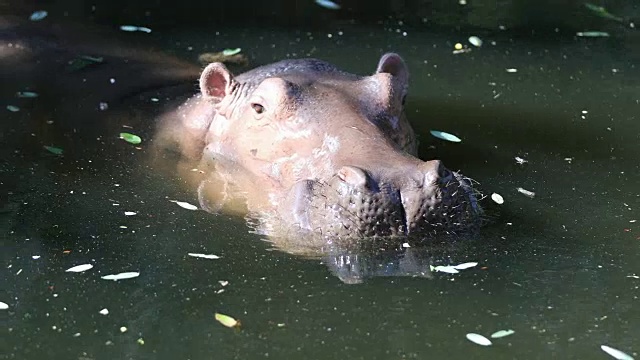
[[375, 53, 409, 85], [199, 62, 235, 103]]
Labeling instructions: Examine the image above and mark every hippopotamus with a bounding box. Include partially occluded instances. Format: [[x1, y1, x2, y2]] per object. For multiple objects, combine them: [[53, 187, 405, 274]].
[[2, 16, 482, 258], [157, 54, 482, 254]]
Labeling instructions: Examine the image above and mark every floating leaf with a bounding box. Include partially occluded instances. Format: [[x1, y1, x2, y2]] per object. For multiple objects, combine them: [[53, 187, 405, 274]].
[[430, 265, 459, 274], [215, 313, 240, 328], [44, 146, 63, 155], [315, 0, 341, 10], [119, 25, 152, 33], [491, 329, 515, 338], [454, 262, 478, 270], [515, 156, 528, 164], [173, 201, 199, 210], [67, 56, 104, 72], [29, 10, 48, 21], [516, 187, 536, 198], [491, 193, 504, 204], [0, 302, 8, 310], [101, 272, 140, 281], [601, 345, 634, 360], [6, 105, 19, 112], [188, 253, 221, 260], [430, 130, 461, 143], [80, 55, 104, 63], [576, 31, 610, 37], [66, 264, 93, 273], [468, 36, 483, 47], [222, 48, 241, 56], [466, 333, 492, 346], [584, 3, 624, 22], [119, 132, 142, 145], [17, 91, 39, 98]]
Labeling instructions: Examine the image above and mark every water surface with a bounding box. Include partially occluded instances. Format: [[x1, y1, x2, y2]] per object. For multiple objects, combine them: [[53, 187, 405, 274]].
[[2, 21, 639, 360]]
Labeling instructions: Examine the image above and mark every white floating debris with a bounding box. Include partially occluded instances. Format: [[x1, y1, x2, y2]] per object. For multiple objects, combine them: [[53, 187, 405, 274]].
[[222, 48, 242, 56], [454, 262, 478, 270], [0, 302, 8, 310], [490, 329, 515, 338], [315, 0, 341, 10], [119, 25, 152, 33], [466, 333, 492, 346], [564, 157, 574, 164], [99, 308, 109, 315], [430, 130, 462, 143], [468, 36, 483, 47], [516, 187, 536, 198], [172, 201, 199, 211], [515, 156, 528, 165], [65, 264, 94, 273], [29, 10, 48, 21], [17, 91, 39, 98], [124, 211, 137, 216], [506, 68, 518, 73], [188, 253, 220, 260], [600, 345, 634, 360], [101, 272, 140, 281], [402, 242, 411, 248], [577, 31, 609, 37], [219, 280, 229, 287], [430, 265, 459, 274], [7, 105, 20, 112], [32, 255, 41, 260], [491, 193, 504, 204], [120, 326, 128, 333]]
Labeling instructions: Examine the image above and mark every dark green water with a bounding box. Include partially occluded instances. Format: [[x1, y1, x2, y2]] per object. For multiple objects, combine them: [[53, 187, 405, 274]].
[[2, 21, 639, 360]]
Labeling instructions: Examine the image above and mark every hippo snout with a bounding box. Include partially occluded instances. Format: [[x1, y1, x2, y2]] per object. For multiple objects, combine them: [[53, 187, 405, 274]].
[[282, 160, 481, 239]]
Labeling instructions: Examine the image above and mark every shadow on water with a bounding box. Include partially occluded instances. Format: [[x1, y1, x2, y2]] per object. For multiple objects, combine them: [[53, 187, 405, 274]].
[[2, 12, 640, 360]]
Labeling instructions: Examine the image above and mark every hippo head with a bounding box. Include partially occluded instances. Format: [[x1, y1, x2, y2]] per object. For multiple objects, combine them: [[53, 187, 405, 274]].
[[182, 53, 481, 251]]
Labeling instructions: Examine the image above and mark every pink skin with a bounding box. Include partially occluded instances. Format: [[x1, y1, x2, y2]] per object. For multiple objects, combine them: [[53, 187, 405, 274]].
[[161, 54, 419, 199]]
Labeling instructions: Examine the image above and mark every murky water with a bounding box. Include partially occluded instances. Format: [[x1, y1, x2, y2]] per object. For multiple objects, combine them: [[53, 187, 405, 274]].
[[2, 20, 639, 360]]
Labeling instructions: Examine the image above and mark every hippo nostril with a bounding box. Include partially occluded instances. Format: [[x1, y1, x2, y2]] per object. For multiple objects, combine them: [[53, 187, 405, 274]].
[[337, 166, 368, 188]]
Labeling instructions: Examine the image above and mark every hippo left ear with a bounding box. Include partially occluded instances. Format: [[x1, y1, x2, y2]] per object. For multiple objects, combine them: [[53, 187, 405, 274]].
[[199, 62, 235, 103], [375, 53, 409, 85]]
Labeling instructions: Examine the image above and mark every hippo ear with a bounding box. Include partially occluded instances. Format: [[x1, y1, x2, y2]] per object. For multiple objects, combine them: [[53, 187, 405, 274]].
[[375, 53, 409, 85], [199, 62, 235, 102]]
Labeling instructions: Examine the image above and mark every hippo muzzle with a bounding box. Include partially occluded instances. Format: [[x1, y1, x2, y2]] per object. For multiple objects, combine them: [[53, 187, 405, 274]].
[[284, 159, 481, 239]]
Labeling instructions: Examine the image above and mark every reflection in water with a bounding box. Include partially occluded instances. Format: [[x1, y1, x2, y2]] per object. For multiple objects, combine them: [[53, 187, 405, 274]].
[[325, 244, 434, 284]]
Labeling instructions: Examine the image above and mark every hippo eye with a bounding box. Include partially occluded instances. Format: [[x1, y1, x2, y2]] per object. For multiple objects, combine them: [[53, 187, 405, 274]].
[[251, 103, 265, 114]]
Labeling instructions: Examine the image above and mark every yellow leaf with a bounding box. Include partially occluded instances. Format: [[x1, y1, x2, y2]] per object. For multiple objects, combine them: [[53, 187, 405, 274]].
[[215, 313, 240, 328]]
